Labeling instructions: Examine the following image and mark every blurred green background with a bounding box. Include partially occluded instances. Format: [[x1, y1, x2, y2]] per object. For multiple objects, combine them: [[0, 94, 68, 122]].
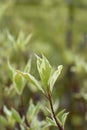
[[0, 0, 87, 130]]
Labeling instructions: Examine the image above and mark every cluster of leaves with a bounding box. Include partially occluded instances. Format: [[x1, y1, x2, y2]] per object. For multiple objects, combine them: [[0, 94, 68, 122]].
[[0, 1, 87, 130], [0, 55, 69, 130]]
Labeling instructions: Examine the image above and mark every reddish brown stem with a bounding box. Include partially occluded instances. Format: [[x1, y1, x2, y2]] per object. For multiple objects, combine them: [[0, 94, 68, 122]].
[[47, 92, 64, 130]]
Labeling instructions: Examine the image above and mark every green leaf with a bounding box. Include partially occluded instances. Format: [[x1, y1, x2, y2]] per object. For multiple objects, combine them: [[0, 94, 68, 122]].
[[7, 31, 17, 50], [20, 124, 26, 130], [46, 117, 56, 126], [4, 106, 12, 117], [14, 73, 24, 95], [7, 31, 15, 43], [56, 109, 65, 121], [56, 109, 69, 128], [50, 65, 63, 92], [3, 106, 15, 127], [7, 60, 14, 81], [32, 103, 41, 117], [0, 116, 8, 126], [36, 55, 52, 87], [45, 107, 52, 115], [35, 54, 42, 74], [16, 70, 44, 93], [82, 93, 87, 101], [24, 58, 31, 73], [62, 112, 69, 128], [17, 31, 24, 46], [53, 100, 59, 113], [24, 33, 32, 46], [26, 100, 41, 124], [11, 108, 21, 123], [27, 100, 35, 121]]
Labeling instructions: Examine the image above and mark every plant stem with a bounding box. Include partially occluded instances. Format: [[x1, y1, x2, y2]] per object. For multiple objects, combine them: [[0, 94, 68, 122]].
[[47, 92, 64, 130]]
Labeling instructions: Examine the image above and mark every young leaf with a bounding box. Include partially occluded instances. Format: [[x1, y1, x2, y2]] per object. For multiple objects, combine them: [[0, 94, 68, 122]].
[[82, 93, 87, 101], [46, 117, 56, 126], [45, 107, 52, 115], [7, 31, 15, 43], [14, 73, 24, 95], [20, 124, 26, 130], [56, 109, 69, 128], [56, 109, 66, 120], [32, 103, 41, 118], [7, 60, 14, 81], [35, 54, 43, 77], [0, 116, 8, 126], [24, 33, 32, 45], [62, 112, 69, 128], [27, 101, 35, 121], [53, 100, 59, 113], [4, 106, 12, 117], [7, 31, 17, 50], [11, 108, 21, 123], [36, 55, 52, 87], [16, 70, 44, 93], [26, 100, 41, 123], [3, 106, 15, 127], [50, 65, 63, 92], [17, 31, 24, 46], [24, 58, 31, 73]]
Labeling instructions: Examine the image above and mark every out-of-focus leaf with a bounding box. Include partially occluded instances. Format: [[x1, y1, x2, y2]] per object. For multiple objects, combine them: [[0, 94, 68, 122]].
[[45, 107, 52, 115], [27, 100, 41, 122], [11, 108, 22, 123], [7, 60, 14, 81], [0, 116, 8, 126], [24, 58, 31, 73], [4, 106, 12, 117], [24, 33, 32, 46], [14, 73, 24, 95], [20, 124, 26, 130]]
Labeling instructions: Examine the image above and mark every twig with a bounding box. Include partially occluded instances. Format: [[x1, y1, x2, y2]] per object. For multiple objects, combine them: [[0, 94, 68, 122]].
[[47, 91, 64, 130]]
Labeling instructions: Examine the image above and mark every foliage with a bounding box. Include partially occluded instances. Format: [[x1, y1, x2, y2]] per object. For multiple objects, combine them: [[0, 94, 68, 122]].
[[0, 0, 87, 130]]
